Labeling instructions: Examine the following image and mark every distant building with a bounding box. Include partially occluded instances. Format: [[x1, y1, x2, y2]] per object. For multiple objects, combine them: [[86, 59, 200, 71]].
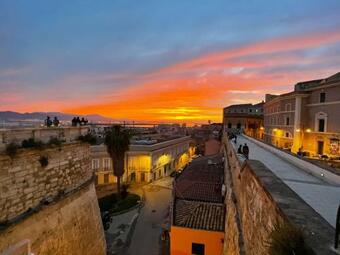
[[170, 154, 225, 255], [264, 72, 340, 157], [90, 136, 195, 190], [223, 102, 264, 139]]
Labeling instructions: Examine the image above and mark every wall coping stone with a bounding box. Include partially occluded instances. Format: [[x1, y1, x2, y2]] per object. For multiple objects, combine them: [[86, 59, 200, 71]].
[[245, 159, 339, 254]]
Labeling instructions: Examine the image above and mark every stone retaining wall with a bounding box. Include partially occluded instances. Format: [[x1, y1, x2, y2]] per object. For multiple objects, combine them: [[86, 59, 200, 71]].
[[223, 139, 338, 255], [0, 142, 92, 222], [0, 183, 106, 255]]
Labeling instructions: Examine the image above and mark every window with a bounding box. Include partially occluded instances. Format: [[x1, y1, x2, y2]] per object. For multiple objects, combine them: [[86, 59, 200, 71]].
[[192, 243, 205, 255], [103, 158, 111, 171], [249, 109, 252, 113], [237, 123, 241, 129], [320, 92, 326, 103], [92, 159, 99, 171], [315, 112, 327, 133], [227, 123, 232, 128], [318, 119, 325, 132], [285, 103, 291, 111], [141, 172, 145, 182], [286, 117, 290, 126]]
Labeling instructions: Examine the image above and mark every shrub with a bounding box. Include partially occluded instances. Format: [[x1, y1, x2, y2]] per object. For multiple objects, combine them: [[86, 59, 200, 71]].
[[6, 143, 18, 158], [98, 193, 117, 212], [268, 223, 314, 255], [78, 133, 97, 145], [48, 137, 63, 146], [39, 155, 49, 167], [21, 138, 43, 149], [121, 184, 129, 199]]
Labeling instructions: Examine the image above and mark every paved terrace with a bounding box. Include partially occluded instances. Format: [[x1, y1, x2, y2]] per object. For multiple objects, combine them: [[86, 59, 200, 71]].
[[236, 135, 340, 227]]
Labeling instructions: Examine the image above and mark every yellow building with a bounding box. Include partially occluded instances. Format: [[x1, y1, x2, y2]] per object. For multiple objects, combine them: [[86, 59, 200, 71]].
[[264, 72, 340, 158], [90, 136, 195, 187]]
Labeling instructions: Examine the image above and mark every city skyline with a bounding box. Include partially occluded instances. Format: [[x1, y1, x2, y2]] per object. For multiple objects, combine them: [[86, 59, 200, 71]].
[[1, 0, 340, 123]]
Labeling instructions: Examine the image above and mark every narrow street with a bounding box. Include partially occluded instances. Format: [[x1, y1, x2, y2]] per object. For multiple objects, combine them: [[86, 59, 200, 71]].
[[125, 177, 172, 255]]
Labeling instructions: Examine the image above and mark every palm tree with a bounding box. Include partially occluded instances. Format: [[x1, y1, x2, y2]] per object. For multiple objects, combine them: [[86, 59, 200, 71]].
[[105, 125, 131, 198]]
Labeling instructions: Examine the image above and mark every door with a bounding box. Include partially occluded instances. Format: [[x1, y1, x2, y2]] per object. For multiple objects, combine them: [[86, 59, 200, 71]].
[[317, 141, 324, 155], [141, 172, 145, 182]]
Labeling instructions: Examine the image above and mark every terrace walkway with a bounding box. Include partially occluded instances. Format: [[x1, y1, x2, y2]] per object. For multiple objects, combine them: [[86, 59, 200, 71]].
[[236, 135, 340, 228]]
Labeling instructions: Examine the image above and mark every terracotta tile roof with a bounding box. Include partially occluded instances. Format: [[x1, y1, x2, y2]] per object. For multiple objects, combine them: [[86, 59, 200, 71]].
[[175, 181, 223, 203], [174, 154, 224, 202], [174, 199, 225, 231]]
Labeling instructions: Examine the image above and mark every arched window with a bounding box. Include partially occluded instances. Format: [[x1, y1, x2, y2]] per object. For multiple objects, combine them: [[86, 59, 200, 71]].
[[315, 112, 327, 132]]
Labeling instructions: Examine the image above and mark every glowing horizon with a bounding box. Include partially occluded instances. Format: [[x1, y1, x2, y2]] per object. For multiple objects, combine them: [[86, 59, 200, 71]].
[[1, 1, 340, 123]]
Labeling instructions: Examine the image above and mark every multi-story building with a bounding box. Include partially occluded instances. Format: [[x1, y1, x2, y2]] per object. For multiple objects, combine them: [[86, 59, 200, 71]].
[[264, 72, 340, 157], [223, 102, 264, 139], [170, 154, 225, 255], [90, 136, 195, 188]]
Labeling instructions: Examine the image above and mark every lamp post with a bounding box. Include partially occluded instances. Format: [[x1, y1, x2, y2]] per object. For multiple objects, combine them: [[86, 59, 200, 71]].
[[335, 204, 340, 249]]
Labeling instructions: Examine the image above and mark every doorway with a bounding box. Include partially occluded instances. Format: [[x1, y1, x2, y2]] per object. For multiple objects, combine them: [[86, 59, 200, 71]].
[[317, 141, 324, 155]]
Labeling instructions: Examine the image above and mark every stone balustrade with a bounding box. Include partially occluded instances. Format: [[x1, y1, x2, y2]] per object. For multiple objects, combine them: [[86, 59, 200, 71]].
[[0, 126, 89, 152]]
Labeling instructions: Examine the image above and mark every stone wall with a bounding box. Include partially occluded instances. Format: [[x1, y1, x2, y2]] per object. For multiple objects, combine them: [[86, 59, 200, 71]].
[[223, 139, 338, 255], [0, 142, 92, 222], [0, 183, 106, 255]]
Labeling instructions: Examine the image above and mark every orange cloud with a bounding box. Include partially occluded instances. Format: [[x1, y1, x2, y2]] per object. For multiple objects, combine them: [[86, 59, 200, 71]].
[[61, 29, 340, 123]]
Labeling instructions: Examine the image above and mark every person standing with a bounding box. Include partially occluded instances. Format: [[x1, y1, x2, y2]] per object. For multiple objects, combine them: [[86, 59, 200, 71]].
[[242, 143, 249, 159]]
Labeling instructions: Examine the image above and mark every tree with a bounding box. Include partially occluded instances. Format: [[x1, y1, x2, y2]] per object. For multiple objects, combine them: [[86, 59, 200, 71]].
[[105, 125, 131, 198]]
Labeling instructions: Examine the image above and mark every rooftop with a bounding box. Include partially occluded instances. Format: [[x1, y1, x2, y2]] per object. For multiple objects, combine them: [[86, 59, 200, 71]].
[[174, 199, 225, 232], [172, 154, 225, 232]]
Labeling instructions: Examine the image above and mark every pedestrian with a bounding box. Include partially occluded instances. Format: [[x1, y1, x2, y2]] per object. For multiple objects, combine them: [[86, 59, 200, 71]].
[[237, 145, 243, 154], [45, 116, 52, 127], [242, 143, 249, 159], [234, 135, 237, 144], [76, 117, 81, 126], [71, 117, 77, 126], [53, 116, 60, 127]]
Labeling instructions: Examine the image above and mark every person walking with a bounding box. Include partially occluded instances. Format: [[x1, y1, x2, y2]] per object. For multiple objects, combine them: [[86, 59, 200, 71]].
[[237, 145, 243, 154], [242, 143, 249, 159]]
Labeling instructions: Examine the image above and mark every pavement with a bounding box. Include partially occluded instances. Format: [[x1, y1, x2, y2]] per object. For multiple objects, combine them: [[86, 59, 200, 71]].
[[236, 135, 340, 227], [105, 176, 173, 255]]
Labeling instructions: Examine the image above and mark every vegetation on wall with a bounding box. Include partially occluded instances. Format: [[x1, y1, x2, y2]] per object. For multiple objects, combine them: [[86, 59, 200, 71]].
[[6, 143, 18, 158], [39, 155, 49, 167], [78, 133, 97, 145], [268, 222, 315, 255], [21, 138, 43, 149]]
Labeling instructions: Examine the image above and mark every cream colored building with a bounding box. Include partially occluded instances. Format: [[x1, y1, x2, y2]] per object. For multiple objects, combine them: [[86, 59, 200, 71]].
[[91, 136, 195, 186], [264, 72, 340, 158]]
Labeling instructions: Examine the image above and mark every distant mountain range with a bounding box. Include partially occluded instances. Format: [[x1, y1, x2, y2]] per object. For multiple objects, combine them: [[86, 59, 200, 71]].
[[0, 111, 114, 123]]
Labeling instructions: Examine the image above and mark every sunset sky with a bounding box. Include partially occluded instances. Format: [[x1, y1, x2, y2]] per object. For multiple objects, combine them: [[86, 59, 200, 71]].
[[1, 0, 340, 123]]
